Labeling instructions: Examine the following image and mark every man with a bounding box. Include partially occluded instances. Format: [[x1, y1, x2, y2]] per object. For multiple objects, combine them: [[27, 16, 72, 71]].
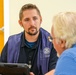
[[51, 12, 76, 75], [0, 4, 58, 75]]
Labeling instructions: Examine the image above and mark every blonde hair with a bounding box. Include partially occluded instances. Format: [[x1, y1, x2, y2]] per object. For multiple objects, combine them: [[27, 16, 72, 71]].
[[52, 12, 76, 48]]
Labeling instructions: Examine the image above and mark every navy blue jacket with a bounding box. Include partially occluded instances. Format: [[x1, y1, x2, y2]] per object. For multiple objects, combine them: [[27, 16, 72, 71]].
[[1, 28, 58, 75]]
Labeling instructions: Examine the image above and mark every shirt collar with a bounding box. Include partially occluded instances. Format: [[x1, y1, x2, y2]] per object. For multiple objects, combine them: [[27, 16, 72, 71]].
[[72, 44, 76, 48], [21, 31, 41, 48]]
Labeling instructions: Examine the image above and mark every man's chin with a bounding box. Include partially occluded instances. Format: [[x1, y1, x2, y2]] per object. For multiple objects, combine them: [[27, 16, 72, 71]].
[[27, 31, 38, 36]]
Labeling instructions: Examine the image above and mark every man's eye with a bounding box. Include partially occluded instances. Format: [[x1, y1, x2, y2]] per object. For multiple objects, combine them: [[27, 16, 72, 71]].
[[33, 17, 38, 20], [24, 18, 29, 21]]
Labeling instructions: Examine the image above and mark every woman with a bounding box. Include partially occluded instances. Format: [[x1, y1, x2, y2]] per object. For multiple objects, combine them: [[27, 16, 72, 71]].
[[51, 12, 76, 75]]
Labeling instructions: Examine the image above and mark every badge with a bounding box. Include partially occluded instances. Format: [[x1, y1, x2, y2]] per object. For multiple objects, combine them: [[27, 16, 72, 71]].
[[43, 47, 50, 57]]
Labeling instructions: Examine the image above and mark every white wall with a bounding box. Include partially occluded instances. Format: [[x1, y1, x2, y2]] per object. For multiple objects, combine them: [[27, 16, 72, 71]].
[[6, 0, 76, 37]]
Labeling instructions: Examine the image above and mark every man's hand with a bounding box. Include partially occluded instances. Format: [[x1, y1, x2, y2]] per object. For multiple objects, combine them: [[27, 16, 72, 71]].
[[30, 72, 35, 75], [45, 69, 55, 75]]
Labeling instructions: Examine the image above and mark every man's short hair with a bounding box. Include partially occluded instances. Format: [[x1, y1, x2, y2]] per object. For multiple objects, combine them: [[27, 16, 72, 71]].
[[19, 3, 41, 20]]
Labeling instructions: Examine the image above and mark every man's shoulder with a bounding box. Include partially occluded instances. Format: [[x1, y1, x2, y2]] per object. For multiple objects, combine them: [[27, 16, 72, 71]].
[[9, 32, 23, 38], [8, 32, 23, 42], [40, 28, 50, 34]]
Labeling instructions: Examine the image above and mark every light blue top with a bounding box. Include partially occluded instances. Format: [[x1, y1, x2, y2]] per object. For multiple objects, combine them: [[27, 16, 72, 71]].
[[54, 44, 76, 75]]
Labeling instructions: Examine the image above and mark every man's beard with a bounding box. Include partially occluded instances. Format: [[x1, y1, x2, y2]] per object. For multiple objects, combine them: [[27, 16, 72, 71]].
[[25, 26, 39, 36]]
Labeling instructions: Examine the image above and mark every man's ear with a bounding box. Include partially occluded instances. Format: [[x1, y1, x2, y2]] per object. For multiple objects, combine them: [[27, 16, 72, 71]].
[[40, 16, 42, 24], [18, 20, 23, 27]]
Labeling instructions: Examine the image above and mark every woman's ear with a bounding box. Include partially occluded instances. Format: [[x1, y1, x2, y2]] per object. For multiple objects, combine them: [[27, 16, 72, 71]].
[[60, 39, 66, 48]]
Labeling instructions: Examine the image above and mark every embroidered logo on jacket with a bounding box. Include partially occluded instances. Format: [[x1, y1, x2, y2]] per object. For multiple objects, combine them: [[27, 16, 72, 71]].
[[43, 47, 50, 57]]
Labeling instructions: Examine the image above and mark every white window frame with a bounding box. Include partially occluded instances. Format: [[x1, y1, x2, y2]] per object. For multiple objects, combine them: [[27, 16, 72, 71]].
[[4, 0, 9, 44]]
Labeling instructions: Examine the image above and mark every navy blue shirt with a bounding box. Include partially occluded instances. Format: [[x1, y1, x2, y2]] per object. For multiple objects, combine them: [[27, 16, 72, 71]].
[[0, 32, 58, 75]]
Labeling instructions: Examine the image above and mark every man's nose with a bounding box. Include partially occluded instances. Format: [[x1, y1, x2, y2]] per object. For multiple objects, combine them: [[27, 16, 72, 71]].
[[30, 20, 35, 26]]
